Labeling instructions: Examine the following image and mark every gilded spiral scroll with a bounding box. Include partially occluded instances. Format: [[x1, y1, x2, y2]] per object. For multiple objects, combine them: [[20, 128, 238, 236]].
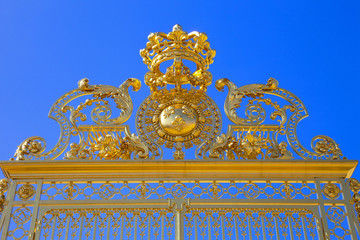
[[11, 25, 346, 161], [12, 78, 146, 161], [210, 78, 343, 160]]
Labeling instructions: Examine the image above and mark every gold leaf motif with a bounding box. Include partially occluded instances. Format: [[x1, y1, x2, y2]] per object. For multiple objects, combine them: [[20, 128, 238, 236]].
[[172, 116, 186, 132], [162, 106, 175, 119], [88, 132, 149, 160], [181, 106, 195, 119]]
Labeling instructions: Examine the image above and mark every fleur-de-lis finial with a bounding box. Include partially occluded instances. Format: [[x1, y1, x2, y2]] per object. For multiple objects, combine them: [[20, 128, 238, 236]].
[[172, 24, 182, 31]]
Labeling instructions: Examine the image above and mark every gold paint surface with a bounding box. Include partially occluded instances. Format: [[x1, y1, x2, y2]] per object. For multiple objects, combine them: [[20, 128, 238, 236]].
[[0, 159, 356, 180], [160, 104, 198, 136]]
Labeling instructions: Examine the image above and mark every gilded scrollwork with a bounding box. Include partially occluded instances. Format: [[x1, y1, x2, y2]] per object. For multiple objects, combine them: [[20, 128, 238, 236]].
[[311, 135, 343, 160], [209, 128, 291, 160], [275, 142, 293, 159], [64, 142, 91, 160], [65, 126, 149, 160], [214, 77, 344, 160], [12, 78, 141, 161], [63, 77, 141, 128], [11, 25, 347, 161], [215, 77, 279, 125], [89, 133, 148, 160], [13, 137, 46, 160]]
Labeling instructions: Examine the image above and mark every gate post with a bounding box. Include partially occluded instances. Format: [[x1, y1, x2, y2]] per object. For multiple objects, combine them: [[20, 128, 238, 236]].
[[169, 199, 190, 240]]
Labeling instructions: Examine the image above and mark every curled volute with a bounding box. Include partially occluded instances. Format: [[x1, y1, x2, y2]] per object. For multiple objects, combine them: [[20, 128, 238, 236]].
[[12, 78, 141, 161], [215, 77, 279, 125], [65, 77, 141, 127], [214, 78, 344, 160]]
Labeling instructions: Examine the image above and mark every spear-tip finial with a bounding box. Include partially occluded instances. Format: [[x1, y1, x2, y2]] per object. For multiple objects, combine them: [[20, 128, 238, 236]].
[[172, 24, 183, 31]]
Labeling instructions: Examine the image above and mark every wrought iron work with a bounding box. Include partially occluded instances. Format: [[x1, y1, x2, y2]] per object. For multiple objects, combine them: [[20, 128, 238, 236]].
[[0, 25, 359, 239], [0, 179, 358, 239]]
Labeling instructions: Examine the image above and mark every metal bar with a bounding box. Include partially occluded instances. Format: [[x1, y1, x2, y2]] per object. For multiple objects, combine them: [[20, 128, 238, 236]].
[[194, 214, 198, 240], [206, 214, 211, 240], [147, 214, 151, 240], [28, 179, 43, 240], [352, 215, 360, 237], [0, 180, 17, 239], [260, 214, 266, 240], [301, 215, 309, 240], [161, 213, 164, 240], [341, 179, 357, 239], [221, 213, 225, 240], [287, 214, 294, 240], [93, 214, 97, 240], [181, 208, 186, 240], [234, 214, 239, 240], [0, 212, 5, 236], [134, 213, 138, 240], [120, 214, 124, 240], [274, 214, 280, 240], [64, 214, 71, 240], [175, 210, 181, 240], [106, 215, 111, 240], [248, 214, 252, 239], [79, 214, 84, 240], [315, 179, 330, 240], [31, 176, 347, 183], [50, 215, 57, 240]]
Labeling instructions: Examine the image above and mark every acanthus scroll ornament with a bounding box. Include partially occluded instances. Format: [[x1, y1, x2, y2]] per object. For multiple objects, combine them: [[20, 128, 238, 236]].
[[12, 78, 145, 161], [64, 77, 141, 128], [10, 25, 346, 161], [210, 77, 344, 160]]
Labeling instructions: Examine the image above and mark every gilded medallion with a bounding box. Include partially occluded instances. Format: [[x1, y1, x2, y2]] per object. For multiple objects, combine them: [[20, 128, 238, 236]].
[[136, 88, 221, 159]]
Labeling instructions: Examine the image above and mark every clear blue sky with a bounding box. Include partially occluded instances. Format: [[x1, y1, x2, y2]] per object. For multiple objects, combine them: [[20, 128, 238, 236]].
[[0, 1, 359, 177]]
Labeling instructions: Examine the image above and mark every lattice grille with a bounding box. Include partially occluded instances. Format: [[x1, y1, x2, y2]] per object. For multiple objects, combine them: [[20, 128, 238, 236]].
[[39, 208, 175, 240]]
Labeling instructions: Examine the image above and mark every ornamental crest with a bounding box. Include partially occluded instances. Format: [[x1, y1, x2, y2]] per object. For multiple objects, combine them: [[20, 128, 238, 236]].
[[11, 25, 344, 161]]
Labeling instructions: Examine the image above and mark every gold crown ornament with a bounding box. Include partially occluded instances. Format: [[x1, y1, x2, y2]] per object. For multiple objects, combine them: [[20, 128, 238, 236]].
[[140, 24, 216, 92], [10, 25, 345, 162], [136, 25, 221, 159]]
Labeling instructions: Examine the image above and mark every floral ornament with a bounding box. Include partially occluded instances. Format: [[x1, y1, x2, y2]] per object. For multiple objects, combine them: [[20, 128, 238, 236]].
[[172, 116, 186, 132], [17, 184, 35, 201], [89, 133, 148, 160], [240, 131, 270, 159], [313, 137, 343, 159], [13, 137, 45, 160]]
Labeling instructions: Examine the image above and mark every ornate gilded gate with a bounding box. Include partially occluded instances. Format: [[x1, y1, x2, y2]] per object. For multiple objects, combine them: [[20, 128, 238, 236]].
[[0, 25, 359, 240]]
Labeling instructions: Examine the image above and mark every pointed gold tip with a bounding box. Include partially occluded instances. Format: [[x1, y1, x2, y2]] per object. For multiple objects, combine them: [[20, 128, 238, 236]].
[[172, 24, 182, 31]]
